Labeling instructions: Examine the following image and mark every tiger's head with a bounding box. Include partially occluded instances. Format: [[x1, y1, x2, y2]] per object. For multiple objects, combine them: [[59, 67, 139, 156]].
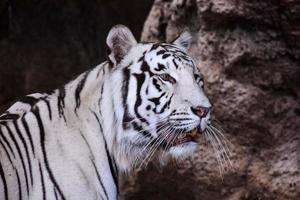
[[107, 25, 211, 169]]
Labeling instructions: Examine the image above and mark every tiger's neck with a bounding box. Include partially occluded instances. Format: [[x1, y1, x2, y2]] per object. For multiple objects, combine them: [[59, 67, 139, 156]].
[[61, 61, 120, 148], [51, 61, 121, 195]]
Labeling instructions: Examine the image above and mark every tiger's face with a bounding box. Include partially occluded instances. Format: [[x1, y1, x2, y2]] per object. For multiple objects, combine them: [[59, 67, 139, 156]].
[[107, 25, 211, 165]]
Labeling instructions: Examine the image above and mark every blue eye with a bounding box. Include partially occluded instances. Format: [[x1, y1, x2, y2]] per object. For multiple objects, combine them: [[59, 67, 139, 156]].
[[159, 74, 176, 84]]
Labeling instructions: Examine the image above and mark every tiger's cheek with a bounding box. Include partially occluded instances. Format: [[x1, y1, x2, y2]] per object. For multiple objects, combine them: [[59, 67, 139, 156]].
[[146, 78, 174, 117]]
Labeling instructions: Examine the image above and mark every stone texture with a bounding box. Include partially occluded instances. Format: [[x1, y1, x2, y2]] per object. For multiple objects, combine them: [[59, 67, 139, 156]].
[[122, 0, 300, 199]]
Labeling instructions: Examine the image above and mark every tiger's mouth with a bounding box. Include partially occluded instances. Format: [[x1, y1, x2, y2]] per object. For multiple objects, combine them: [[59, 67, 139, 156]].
[[168, 128, 201, 147]]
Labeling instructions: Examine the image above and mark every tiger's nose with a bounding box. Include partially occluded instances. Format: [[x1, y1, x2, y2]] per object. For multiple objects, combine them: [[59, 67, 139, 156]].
[[191, 106, 210, 118]]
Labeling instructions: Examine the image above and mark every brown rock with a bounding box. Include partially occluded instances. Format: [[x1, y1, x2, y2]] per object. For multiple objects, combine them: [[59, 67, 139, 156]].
[[122, 0, 300, 199]]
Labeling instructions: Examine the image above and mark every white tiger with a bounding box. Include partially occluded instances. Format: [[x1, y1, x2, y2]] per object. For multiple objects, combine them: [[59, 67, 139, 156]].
[[0, 25, 212, 200]]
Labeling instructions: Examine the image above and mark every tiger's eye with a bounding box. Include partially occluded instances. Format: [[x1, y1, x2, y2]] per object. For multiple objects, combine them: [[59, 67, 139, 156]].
[[159, 73, 176, 84], [194, 74, 204, 88]]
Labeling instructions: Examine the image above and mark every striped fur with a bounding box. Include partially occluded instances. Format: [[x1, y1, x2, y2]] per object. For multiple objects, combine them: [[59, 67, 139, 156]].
[[0, 25, 211, 200]]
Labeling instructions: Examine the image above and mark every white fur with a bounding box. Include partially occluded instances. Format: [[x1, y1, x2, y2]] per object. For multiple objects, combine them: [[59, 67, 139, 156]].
[[0, 25, 211, 200]]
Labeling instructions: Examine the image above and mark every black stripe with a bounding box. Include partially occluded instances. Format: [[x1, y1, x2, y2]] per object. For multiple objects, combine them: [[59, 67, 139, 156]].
[[156, 50, 165, 55], [39, 162, 46, 200], [157, 102, 169, 114], [133, 73, 149, 124], [15, 168, 22, 200], [149, 92, 166, 106], [172, 122, 194, 127], [141, 61, 154, 76], [57, 87, 66, 122], [74, 71, 89, 114], [150, 43, 159, 51], [32, 107, 66, 200], [162, 54, 171, 59], [161, 43, 184, 51], [172, 112, 190, 116], [169, 118, 193, 121], [79, 131, 113, 199], [103, 134, 118, 192], [91, 112, 118, 192], [177, 54, 191, 62], [0, 113, 19, 121], [122, 68, 134, 129], [21, 116, 36, 157], [90, 158, 109, 200], [13, 120, 33, 188], [121, 62, 134, 101], [97, 65, 104, 78], [0, 137, 14, 165], [154, 63, 166, 72], [0, 127, 16, 159], [98, 83, 105, 112], [79, 131, 96, 159], [3, 124, 30, 196], [19, 96, 39, 106], [152, 79, 162, 92], [107, 57, 114, 69], [138, 52, 146, 63], [54, 187, 59, 200], [157, 94, 172, 114], [122, 68, 130, 108], [132, 122, 151, 137], [138, 55, 144, 62], [0, 162, 8, 200], [41, 97, 52, 120], [172, 59, 179, 69]]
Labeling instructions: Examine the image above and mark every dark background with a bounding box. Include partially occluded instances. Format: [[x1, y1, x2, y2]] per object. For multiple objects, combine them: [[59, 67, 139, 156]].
[[0, 0, 153, 112]]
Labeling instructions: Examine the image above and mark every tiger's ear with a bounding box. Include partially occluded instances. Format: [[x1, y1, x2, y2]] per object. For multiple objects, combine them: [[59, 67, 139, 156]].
[[172, 31, 192, 52], [106, 25, 137, 64]]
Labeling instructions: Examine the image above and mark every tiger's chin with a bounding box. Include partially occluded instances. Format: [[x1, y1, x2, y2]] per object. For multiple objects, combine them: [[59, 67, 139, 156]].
[[157, 141, 198, 167], [117, 127, 203, 171], [160, 128, 202, 162], [168, 141, 198, 158]]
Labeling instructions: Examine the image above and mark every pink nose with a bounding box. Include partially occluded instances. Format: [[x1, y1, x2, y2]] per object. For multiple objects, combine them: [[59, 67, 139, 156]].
[[191, 106, 210, 118]]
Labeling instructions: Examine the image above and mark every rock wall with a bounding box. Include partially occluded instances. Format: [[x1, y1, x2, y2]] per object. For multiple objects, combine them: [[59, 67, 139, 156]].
[[122, 0, 300, 199]]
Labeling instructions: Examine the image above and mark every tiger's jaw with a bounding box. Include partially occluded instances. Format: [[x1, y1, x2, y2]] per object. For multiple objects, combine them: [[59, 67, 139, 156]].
[[165, 128, 199, 147], [157, 126, 204, 160]]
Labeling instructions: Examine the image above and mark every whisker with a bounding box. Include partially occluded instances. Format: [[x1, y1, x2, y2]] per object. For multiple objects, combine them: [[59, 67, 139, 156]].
[[209, 124, 233, 148], [209, 125, 233, 165], [136, 123, 171, 169], [133, 122, 170, 167], [208, 127, 232, 169], [204, 130, 225, 175], [141, 125, 173, 167]]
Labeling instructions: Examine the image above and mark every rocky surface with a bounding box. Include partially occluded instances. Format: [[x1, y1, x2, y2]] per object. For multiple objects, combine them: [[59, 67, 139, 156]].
[[122, 0, 300, 199]]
